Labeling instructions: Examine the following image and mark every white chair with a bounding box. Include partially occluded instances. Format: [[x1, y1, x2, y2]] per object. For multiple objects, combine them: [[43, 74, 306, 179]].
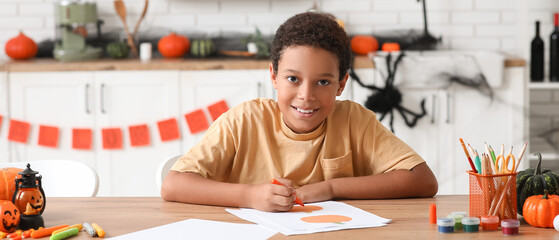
[[0, 160, 99, 197], [156, 154, 182, 191]]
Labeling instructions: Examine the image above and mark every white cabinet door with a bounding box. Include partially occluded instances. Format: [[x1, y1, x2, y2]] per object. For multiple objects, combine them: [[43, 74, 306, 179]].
[[8, 72, 96, 166], [0, 71, 9, 161], [94, 71, 181, 196], [179, 70, 271, 150]]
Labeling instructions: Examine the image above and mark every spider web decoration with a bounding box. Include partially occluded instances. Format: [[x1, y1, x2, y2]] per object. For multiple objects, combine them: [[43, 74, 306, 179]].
[[350, 52, 427, 133]]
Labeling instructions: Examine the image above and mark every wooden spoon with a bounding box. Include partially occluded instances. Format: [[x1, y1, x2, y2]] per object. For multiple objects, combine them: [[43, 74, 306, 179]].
[[114, 0, 138, 57], [132, 0, 149, 37]]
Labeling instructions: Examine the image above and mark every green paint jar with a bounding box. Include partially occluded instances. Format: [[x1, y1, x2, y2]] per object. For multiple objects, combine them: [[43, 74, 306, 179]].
[[462, 217, 480, 233], [447, 214, 463, 231]]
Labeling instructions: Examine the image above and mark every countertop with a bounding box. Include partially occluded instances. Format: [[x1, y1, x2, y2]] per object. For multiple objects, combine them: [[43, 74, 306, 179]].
[[0, 55, 525, 72]]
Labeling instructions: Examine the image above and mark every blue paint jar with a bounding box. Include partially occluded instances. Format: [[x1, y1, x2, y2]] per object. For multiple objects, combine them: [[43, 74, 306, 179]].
[[437, 218, 455, 233], [462, 217, 480, 233]]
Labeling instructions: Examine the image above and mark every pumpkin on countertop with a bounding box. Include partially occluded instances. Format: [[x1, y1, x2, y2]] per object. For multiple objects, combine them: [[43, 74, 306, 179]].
[[516, 152, 559, 215], [190, 39, 216, 58], [523, 189, 559, 228], [350, 35, 378, 56], [158, 32, 190, 58], [0, 168, 23, 201], [5, 31, 38, 60]]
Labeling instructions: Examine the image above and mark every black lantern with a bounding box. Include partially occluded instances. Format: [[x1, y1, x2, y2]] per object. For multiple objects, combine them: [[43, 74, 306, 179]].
[[12, 164, 46, 230]]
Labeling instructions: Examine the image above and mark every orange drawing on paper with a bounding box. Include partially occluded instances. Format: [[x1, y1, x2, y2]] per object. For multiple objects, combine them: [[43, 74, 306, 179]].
[[289, 205, 323, 213], [300, 215, 352, 224]]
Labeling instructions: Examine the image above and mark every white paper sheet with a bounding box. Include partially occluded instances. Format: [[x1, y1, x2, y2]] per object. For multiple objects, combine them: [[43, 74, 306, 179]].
[[107, 218, 278, 240], [227, 201, 391, 235]]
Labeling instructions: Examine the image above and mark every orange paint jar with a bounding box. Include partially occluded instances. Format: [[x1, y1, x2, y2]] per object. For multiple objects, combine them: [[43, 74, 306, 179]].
[[481, 215, 499, 230]]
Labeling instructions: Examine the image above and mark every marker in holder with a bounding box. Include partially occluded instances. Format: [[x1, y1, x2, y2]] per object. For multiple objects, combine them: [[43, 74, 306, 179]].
[[437, 218, 454, 233]]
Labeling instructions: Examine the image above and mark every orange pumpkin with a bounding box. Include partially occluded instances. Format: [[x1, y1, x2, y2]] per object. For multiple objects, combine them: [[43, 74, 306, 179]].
[[523, 190, 559, 228], [0, 168, 23, 201], [5, 31, 38, 60], [350, 35, 378, 55], [157, 32, 190, 58], [0, 200, 20, 233], [14, 188, 44, 215]]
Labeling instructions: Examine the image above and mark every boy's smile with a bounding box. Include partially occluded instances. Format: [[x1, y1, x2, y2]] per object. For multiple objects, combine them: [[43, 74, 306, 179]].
[[271, 45, 348, 134]]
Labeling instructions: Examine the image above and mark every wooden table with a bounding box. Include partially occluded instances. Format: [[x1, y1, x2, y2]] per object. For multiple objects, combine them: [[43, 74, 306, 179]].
[[39, 195, 556, 239]]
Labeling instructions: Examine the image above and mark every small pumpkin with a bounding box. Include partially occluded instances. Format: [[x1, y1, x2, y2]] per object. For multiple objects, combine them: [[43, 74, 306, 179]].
[[157, 32, 190, 58], [523, 189, 559, 228], [0, 200, 20, 233], [0, 168, 23, 201], [190, 39, 216, 58], [106, 42, 130, 59], [516, 152, 559, 215], [5, 31, 38, 60], [350, 35, 378, 55]]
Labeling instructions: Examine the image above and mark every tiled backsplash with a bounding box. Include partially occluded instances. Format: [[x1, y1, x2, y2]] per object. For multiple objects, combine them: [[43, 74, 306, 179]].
[[0, 0, 558, 60]]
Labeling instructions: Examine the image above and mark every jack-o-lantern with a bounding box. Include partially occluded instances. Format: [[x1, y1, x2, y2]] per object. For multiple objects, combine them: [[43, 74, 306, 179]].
[[0, 200, 20, 233], [13, 189, 44, 215]]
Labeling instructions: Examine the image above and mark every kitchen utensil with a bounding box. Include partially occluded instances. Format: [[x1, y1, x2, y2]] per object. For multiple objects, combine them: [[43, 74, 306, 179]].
[[132, 0, 149, 37], [114, 0, 138, 57]]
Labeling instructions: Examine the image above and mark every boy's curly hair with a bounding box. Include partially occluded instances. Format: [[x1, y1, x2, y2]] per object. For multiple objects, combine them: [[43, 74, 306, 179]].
[[271, 12, 351, 81]]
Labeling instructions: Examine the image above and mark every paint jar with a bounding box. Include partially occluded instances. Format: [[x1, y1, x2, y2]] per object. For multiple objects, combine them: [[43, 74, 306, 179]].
[[501, 219, 520, 235], [447, 214, 463, 231], [481, 215, 499, 231], [462, 217, 480, 233], [437, 218, 454, 233]]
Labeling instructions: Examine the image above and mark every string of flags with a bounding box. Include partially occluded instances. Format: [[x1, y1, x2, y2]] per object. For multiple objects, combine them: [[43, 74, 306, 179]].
[[0, 99, 230, 150]]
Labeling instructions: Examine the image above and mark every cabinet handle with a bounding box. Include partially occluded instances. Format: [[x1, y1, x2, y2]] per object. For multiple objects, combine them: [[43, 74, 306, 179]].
[[431, 94, 436, 124], [257, 82, 262, 98], [446, 93, 451, 124], [85, 84, 90, 114], [101, 83, 106, 114]]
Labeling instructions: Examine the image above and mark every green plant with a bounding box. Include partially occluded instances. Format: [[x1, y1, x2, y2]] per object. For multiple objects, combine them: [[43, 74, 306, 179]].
[[106, 42, 130, 59], [516, 152, 559, 215]]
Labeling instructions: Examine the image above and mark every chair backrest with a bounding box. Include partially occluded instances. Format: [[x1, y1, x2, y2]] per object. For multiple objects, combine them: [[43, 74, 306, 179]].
[[0, 160, 99, 197], [156, 154, 182, 192]]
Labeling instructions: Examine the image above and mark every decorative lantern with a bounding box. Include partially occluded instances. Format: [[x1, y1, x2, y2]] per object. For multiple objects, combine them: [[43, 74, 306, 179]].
[[12, 164, 46, 230]]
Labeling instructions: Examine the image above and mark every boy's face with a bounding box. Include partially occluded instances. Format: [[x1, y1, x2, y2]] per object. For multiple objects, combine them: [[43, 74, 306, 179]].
[[270, 45, 348, 134]]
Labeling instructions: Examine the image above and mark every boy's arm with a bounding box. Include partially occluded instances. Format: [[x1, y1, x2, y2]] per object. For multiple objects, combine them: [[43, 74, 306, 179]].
[[161, 171, 297, 212], [296, 162, 438, 203]]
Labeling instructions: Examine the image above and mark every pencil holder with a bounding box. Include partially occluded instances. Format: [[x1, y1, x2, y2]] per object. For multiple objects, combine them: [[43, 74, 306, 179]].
[[468, 171, 517, 221]]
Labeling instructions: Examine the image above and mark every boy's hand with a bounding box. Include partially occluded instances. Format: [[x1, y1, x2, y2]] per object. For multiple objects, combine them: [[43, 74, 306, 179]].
[[294, 181, 334, 203], [247, 178, 296, 212]]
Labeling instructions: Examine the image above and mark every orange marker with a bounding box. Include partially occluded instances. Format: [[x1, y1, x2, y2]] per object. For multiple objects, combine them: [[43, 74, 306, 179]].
[[30, 224, 68, 239], [91, 223, 105, 238], [271, 179, 304, 206], [429, 203, 437, 224]]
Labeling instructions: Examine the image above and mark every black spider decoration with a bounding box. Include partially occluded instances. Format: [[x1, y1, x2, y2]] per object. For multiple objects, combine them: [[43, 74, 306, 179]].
[[350, 52, 427, 133]]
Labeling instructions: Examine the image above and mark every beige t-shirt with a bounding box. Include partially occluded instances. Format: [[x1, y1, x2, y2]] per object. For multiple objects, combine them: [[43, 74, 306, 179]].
[[171, 98, 424, 187]]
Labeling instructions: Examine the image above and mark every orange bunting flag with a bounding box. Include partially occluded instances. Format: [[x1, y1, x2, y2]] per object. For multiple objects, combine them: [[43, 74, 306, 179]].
[[184, 109, 209, 134], [102, 127, 123, 150], [73, 128, 92, 150], [38, 125, 59, 148], [8, 119, 30, 143], [157, 118, 180, 141], [0, 115, 3, 133], [207, 100, 229, 121], [129, 124, 150, 146]]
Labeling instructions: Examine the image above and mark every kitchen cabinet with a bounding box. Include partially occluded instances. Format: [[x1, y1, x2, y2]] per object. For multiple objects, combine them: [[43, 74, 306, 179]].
[[0, 71, 8, 161], [179, 70, 272, 150], [8, 71, 181, 196], [351, 66, 526, 195]]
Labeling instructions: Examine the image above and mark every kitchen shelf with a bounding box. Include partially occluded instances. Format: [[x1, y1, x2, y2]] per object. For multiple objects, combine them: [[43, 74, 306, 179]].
[[528, 82, 559, 89]]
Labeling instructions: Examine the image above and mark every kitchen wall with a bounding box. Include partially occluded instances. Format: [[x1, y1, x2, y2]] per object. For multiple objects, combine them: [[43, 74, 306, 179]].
[[0, 0, 558, 61]]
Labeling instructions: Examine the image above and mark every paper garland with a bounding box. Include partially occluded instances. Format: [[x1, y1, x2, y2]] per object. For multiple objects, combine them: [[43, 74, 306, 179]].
[[0, 100, 230, 150]]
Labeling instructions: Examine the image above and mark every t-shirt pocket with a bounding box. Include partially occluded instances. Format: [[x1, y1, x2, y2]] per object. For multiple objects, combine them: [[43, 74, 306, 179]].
[[321, 151, 353, 180]]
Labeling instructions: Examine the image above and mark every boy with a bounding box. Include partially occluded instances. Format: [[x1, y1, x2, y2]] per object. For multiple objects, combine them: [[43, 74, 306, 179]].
[[161, 12, 438, 212]]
